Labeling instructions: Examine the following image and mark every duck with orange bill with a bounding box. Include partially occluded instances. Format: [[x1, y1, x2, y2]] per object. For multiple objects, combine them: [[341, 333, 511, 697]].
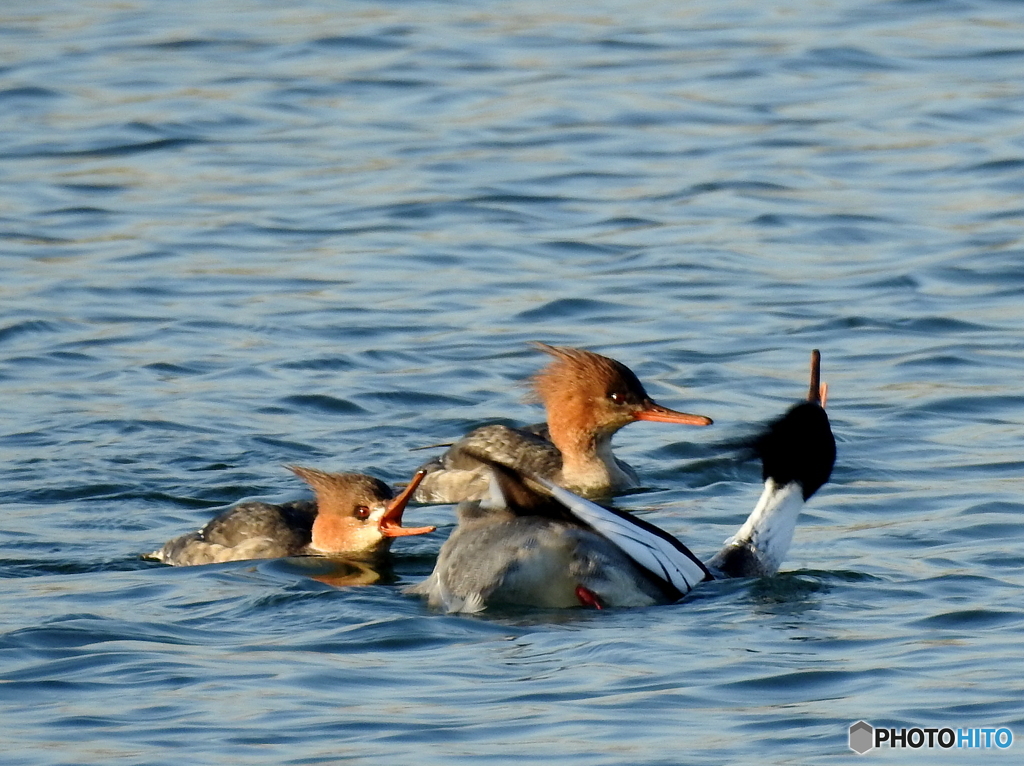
[[413, 343, 713, 504], [149, 468, 434, 566], [408, 350, 835, 612]]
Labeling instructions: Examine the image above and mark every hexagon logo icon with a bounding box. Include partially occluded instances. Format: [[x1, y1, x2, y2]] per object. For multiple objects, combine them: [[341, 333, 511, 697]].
[[849, 720, 874, 754]]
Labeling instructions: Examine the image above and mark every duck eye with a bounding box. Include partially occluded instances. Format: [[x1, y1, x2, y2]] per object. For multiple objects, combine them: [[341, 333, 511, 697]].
[[608, 391, 625, 404], [354, 506, 371, 521]]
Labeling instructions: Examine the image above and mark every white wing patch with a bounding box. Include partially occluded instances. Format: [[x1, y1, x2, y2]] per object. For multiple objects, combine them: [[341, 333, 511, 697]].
[[536, 478, 710, 597]]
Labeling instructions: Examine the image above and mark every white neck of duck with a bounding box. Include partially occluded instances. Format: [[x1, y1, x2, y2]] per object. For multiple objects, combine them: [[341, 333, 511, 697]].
[[709, 479, 805, 578], [557, 430, 637, 495]]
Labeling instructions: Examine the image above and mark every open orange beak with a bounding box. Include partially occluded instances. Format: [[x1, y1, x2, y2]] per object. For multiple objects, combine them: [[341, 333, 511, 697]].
[[633, 400, 713, 426], [379, 469, 436, 538]]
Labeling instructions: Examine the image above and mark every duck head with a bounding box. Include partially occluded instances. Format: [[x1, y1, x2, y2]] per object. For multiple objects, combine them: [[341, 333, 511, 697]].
[[289, 467, 435, 555], [529, 343, 713, 443]]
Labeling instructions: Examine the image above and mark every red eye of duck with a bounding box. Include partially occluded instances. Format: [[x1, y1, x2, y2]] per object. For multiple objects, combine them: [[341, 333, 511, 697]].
[[354, 506, 371, 521], [608, 391, 625, 404]]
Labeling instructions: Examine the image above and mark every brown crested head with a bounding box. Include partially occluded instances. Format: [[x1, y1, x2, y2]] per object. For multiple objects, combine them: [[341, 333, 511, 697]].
[[288, 467, 434, 555], [529, 342, 713, 437]]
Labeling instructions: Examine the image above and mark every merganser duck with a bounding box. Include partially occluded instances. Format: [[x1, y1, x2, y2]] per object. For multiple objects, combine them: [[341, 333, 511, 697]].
[[706, 350, 833, 578], [408, 350, 835, 612], [412, 343, 713, 504], [149, 468, 434, 566]]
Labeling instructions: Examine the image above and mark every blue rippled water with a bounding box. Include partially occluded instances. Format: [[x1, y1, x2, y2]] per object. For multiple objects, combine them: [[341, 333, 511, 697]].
[[3, 1, 1024, 764]]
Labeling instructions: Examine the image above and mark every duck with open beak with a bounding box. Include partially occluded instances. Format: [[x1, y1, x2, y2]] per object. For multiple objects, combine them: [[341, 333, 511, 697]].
[[148, 468, 435, 566]]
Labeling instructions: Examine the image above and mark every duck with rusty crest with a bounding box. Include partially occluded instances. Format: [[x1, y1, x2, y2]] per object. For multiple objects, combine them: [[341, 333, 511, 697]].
[[413, 342, 713, 504], [149, 468, 434, 566]]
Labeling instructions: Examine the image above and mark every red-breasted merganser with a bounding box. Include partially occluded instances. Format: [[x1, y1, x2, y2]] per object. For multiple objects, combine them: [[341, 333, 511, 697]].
[[149, 468, 434, 566], [408, 350, 835, 612], [705, 350, 833, 578], [412, 343, 713, 504]]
